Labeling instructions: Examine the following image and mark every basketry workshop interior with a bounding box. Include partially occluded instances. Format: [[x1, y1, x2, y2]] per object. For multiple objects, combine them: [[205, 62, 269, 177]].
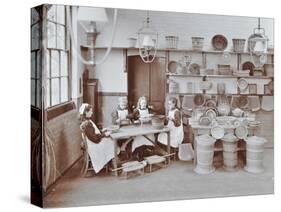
[[30, 4, 274, 208]]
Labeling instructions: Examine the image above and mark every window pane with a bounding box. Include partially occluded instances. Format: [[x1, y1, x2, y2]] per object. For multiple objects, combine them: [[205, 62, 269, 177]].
[[31, 23, 40, 50], [61, 77, 68, 102], [57, 25, 65, 49], [46, 79, 50, 107], [36, 51, 41, 79], [46, 50, 50, 78], [31, 8, 40, 25], [51, 78, 60, 106], [56, 5, 65, 25], [36, 80, 41, 108], [31, 52, 36, 78], [51, 50, 60, 77], [31, 79, 36, 106], [47, 5, 56, 22], [47, 21, 56, 48], [60, 51, 68, 76]]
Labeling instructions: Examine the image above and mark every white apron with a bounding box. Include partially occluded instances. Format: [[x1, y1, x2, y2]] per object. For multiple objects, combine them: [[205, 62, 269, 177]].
[[84, 120, 117, 173], [117, 109, 131, 125], [158, 109, 184, 148], [132, 108, 154, 152]]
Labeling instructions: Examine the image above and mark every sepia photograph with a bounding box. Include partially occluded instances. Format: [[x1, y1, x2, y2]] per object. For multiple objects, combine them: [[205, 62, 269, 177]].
[[30, 3, 274, 208]]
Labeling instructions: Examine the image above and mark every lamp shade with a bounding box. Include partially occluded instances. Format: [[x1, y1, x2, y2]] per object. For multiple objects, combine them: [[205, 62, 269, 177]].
[[142, 35, 154, 48], [253, 38, 267, 53], [78, 6, 108, 23]]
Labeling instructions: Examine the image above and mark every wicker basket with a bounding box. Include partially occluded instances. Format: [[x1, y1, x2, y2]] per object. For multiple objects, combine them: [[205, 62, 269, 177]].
[[165, 36, 179, 49], [192, 37, 204, 50], [218, 64, 232, 75], [232, 39, 246, 52]]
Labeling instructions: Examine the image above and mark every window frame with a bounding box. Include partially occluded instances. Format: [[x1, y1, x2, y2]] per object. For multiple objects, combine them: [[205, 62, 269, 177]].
[[45, 5, 72, 108], [31, 7, 42, 109]]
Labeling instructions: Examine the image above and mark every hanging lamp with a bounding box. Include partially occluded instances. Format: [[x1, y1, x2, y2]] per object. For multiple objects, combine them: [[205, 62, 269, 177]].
[[137, 11, 158, 63], [248, 17, 268, 67]]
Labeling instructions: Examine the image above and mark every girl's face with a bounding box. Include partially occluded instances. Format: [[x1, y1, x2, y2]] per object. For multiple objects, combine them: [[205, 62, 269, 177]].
[[140, 99, 147, 109], [85, 108, 93, 118], [119, 100, 127, 110], [168, 100, 176, 110]]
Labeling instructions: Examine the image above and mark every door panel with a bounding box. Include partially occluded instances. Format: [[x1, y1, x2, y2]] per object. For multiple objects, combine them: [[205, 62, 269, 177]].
[[128, 55, 166, 114], [128, 56, 150, 108], [150, 57, 166, 114]]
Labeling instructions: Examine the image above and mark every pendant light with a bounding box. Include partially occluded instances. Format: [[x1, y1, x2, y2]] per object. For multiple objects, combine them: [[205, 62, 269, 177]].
[[137, 11, 158, 63], [248, 17, 268, 67]]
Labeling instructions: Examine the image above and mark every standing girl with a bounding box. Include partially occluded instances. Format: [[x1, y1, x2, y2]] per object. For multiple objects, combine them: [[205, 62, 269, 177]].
[[158, 97, 184, 148]]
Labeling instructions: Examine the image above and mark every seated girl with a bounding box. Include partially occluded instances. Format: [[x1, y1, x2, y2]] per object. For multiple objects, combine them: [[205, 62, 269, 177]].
[[158, 97, 184, 149], [111, 97, 134, 158], [79, 103, 119, 174], [131, 96, 155, 160], [111, 96, 131, 126]]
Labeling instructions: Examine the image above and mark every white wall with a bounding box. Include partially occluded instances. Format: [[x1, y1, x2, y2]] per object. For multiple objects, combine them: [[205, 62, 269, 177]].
[[93, 9, 274, 49], [94, 49, 127, 92], [76, 8, 274, 93]]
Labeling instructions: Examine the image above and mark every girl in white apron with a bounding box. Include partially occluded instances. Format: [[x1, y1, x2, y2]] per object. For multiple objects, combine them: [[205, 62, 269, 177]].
[[111, 97, 131, 126], [158, 97, 184, 148], [79, 103, 118, 174], [111, 97, 134, 158], [132, 96, 155, 159]]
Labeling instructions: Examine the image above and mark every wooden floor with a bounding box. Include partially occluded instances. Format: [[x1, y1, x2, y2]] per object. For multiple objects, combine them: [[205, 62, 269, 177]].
[[43, 148, 274, 208]]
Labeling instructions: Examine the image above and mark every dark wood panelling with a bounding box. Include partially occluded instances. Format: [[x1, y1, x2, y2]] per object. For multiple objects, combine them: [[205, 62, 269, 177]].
[[98, 92, 128, 96], [46, 101, 76, 121]]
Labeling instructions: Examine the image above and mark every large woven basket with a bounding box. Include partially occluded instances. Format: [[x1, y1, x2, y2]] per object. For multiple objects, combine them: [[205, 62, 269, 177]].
[[165, 36, 179, 49], [192, 37, 204, 50], [232, 39, 246, 52]]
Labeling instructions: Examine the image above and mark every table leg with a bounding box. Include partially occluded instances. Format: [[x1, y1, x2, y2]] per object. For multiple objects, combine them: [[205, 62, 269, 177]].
[[167, 131, 171, 164], [112, 139, 118, 176]]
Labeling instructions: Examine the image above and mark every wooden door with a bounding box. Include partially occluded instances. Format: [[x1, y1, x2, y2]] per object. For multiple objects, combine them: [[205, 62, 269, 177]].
[[128, 56, 166, 114]]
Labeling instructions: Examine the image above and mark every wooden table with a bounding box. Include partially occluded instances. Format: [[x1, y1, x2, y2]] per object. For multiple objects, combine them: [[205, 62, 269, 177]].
[[110, 124, 171, 176]]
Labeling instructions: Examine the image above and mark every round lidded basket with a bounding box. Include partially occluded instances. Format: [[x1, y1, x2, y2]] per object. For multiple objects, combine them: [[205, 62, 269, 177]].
[[165, 36, 179, 49], [232, 39, 246, 52]]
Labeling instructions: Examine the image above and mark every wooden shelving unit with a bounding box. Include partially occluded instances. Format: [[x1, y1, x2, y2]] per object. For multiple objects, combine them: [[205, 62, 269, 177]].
[[80, 45, 274, 97]]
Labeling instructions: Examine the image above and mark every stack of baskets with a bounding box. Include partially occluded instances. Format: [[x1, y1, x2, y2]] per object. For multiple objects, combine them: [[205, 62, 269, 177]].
[[194, 135, 216, 174]]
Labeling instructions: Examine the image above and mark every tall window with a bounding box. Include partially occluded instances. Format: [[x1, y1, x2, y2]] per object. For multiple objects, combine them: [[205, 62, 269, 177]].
[[46, 5, 70, 107], [31, 7, 42, 108]]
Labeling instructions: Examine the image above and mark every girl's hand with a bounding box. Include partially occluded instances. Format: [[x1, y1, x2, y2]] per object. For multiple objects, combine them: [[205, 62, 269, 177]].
[[104, 131, 111, 137]]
